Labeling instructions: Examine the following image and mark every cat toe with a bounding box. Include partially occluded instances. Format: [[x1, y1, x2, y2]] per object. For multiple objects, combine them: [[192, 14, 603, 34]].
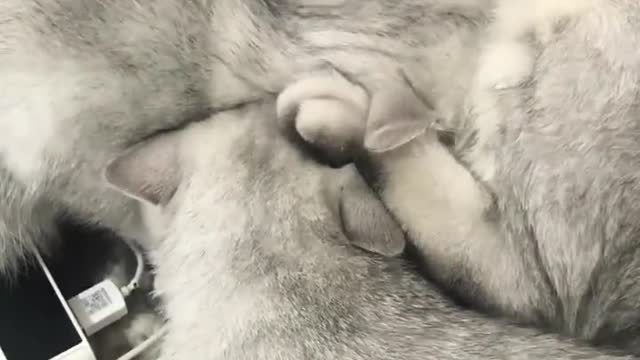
[[277, 72, 368, 127], [295, 97, 366, 165], [277, 71, 369, 165]]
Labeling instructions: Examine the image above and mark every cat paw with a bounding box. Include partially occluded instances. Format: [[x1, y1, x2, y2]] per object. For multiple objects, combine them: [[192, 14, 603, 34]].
[[477, 40, 534, 90], [277, 70, 369, 166], [124, 312, 164, 359]]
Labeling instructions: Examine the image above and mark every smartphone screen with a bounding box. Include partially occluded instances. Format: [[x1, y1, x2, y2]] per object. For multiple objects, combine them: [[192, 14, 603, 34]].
[[0, 255, 90, 360]]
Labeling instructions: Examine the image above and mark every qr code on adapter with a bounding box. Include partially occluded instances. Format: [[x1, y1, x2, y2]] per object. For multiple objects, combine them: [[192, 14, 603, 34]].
[[80, 287, 113, 316]]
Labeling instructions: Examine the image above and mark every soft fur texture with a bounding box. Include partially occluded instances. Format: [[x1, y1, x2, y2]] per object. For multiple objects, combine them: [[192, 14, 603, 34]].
[[0, 0, 492, 277], [106, 100, 631, 360], [282, 0, 640, 355]]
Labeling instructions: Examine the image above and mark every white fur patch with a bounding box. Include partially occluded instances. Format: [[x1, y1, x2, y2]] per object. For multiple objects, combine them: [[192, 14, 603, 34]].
[[0, 57, 122, 185], [0, 71, 61, 183], [468, 0, 596, 182], [476, 40, 535, 90], [380, 137, 490, 256], [493, 0, 595, 38], [479, 0, 594, 91], [125, 313, 164, 346]]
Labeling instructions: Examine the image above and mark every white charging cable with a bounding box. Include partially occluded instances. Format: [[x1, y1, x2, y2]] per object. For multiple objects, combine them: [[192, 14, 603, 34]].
[[119, 239, 144, 297]]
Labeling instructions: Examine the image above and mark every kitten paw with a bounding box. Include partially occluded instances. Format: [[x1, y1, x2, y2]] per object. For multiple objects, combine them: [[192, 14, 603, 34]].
[[477, 40, 534, 90], [277, 70, 369, 166], [123, 312, 164, 359]]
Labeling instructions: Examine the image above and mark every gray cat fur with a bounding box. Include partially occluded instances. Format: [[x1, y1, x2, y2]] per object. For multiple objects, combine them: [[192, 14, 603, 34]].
[[0, 0, 490, 275], [106, 99, 633, 360], [285, 0, 640, 354]]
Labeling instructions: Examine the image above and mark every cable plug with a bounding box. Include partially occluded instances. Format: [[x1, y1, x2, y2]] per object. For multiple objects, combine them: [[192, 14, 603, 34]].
[[67, 279, 128, 336]]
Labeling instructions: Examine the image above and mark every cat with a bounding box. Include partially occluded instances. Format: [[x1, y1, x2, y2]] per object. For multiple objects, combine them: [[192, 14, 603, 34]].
[[0, 0, 494, 277], [102, 98, 634, 360], [277, 0, 640, 355]]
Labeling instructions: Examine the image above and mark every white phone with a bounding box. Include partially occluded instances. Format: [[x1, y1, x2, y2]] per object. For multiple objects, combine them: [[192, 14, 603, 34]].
[[0, 251, 96, 360]]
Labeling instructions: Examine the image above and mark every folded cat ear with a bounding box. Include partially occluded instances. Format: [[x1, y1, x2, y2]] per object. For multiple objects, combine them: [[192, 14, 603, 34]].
[[105, 132, 182, 206], [339, 166, 406, 257], [363, 84, 434, 153]]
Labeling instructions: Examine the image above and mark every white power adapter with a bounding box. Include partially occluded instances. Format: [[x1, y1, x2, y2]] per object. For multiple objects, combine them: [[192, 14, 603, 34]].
[[68, 238, 144, 336], [66, 239, 166, 360], [67, 279, 128, 336]]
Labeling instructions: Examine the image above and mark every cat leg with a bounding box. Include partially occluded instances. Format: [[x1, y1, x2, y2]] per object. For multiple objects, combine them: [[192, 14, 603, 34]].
[[358, 134, 551, 320], [277, 71, 531, 314], [278, 75, 547, 318]]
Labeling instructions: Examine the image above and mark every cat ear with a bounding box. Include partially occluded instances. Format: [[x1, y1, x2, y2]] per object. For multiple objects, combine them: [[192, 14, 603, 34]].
[[363, 84, 434, 153], [105, 132, 182, 206], [339, 167, 406, 257]]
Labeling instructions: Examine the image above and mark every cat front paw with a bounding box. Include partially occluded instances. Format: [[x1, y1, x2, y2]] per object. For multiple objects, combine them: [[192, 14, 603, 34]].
[[277, 70, 369, 166], [477, 40, 534, 90]]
